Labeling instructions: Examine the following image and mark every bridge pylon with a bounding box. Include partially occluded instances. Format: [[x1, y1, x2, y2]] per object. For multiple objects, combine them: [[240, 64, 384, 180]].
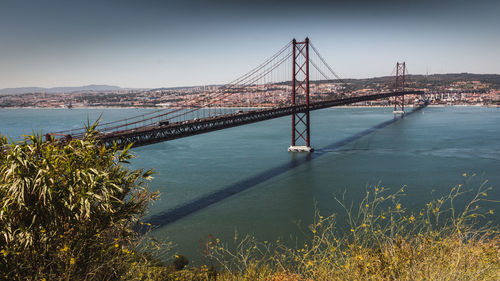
[[393, 62, 406, 116], [288, 38, 313, 153]]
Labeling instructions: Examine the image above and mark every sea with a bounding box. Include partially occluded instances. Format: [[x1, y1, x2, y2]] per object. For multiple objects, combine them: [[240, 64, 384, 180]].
[[1, 106, 499, 263]]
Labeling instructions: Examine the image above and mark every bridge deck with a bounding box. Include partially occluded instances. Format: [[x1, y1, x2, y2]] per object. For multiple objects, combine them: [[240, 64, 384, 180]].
[[96, 91, 424, 148]]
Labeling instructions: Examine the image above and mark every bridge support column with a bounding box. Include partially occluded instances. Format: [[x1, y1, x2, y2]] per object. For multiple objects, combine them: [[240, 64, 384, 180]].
[[288, 38, 313, 153], [393, 62, 406, 117]]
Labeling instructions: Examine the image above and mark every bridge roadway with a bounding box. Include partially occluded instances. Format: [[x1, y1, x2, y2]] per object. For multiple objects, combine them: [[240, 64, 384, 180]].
[[97, 90, 424, 148]]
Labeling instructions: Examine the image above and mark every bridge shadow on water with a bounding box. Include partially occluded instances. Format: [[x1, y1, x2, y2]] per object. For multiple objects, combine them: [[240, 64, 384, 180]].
[[142, 106, 426, 231]]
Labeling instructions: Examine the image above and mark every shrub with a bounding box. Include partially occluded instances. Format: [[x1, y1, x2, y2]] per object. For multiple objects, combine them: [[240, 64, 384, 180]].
[[0, 125, 158, 280]]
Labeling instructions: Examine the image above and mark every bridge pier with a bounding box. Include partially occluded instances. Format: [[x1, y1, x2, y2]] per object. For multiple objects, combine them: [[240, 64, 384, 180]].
[[393, 110, 405, 116], [288, 145, 314, 152]]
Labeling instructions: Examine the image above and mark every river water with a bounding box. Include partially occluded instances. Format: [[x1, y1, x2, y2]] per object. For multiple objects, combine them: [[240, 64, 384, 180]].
[[1, 106, 499, 262]]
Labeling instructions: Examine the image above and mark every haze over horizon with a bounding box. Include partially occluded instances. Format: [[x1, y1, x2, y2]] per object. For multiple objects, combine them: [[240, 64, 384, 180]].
[[1, 0, 499, 89]]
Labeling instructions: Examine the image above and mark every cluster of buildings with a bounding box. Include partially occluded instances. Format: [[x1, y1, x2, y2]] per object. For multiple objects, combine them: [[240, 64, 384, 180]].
[[0, 81, 498, 108]]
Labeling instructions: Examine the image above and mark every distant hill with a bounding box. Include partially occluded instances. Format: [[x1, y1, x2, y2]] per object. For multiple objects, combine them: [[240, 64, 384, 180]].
[[272, 73, 500, 90], [0, 85, 121, 95], [149, 85, 220, 92], [335, 73, 500, 90]]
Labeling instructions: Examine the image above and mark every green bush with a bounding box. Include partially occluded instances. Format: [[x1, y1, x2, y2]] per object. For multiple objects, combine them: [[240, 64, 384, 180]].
[[0, 125, 158, 280]]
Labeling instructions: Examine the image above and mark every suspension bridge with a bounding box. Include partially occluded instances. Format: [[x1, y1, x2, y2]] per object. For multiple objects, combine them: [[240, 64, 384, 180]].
[[48, 38, 425, 151]]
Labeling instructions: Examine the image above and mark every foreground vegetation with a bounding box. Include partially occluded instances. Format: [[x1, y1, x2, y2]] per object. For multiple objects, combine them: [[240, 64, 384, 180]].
[[0, 126, 162, 280], [206, 183, 499, 281], [1, 129, 498, 280]]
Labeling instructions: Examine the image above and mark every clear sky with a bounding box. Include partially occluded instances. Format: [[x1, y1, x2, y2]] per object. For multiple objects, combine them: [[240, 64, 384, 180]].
[[1, 0, 499, 88]]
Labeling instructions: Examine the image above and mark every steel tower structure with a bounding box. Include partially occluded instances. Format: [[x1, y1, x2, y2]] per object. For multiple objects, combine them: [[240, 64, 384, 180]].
[[288, 38, 313, 152], [393, 62, 406, 116]]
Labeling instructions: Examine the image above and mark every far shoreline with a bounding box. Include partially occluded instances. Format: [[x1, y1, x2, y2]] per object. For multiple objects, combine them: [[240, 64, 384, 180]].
[[0, 104, 497, 110]]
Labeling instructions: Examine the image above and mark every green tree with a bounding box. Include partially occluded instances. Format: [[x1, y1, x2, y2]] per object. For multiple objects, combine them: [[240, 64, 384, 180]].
[[0, 125, 157, 280]]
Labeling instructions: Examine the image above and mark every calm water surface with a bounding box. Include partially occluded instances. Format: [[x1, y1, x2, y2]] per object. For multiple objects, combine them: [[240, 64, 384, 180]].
[[1, 106, 499, 262]]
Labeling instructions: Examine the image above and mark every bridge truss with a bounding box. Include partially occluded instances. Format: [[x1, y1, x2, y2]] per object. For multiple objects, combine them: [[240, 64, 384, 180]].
[[98, 90, 423, 148]]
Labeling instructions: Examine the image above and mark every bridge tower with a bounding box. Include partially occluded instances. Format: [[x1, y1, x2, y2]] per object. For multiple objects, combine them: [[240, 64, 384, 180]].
[[393, 62, 406, 116], [288, 38, 313, 152]]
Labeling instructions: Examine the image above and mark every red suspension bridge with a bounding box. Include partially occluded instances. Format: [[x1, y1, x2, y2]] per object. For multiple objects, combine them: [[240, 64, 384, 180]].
[[48, 38, 425, 151]]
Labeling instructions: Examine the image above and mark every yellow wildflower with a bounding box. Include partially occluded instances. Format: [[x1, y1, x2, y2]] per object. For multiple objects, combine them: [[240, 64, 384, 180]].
[[489, 209, 494, 215], [70, 258, 75, 265], [396, 203, 401, 210]]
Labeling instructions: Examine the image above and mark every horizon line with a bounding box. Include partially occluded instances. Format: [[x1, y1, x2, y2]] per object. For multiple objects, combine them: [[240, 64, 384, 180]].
[[2, 72, 499, 92]]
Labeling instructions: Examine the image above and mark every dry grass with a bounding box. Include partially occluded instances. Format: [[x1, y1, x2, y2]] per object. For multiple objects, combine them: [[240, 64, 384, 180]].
[[205, 178, 499, 281]]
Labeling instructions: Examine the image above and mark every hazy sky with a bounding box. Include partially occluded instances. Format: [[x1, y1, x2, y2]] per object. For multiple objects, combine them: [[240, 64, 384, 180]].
[[1, 0, 499, 88]]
